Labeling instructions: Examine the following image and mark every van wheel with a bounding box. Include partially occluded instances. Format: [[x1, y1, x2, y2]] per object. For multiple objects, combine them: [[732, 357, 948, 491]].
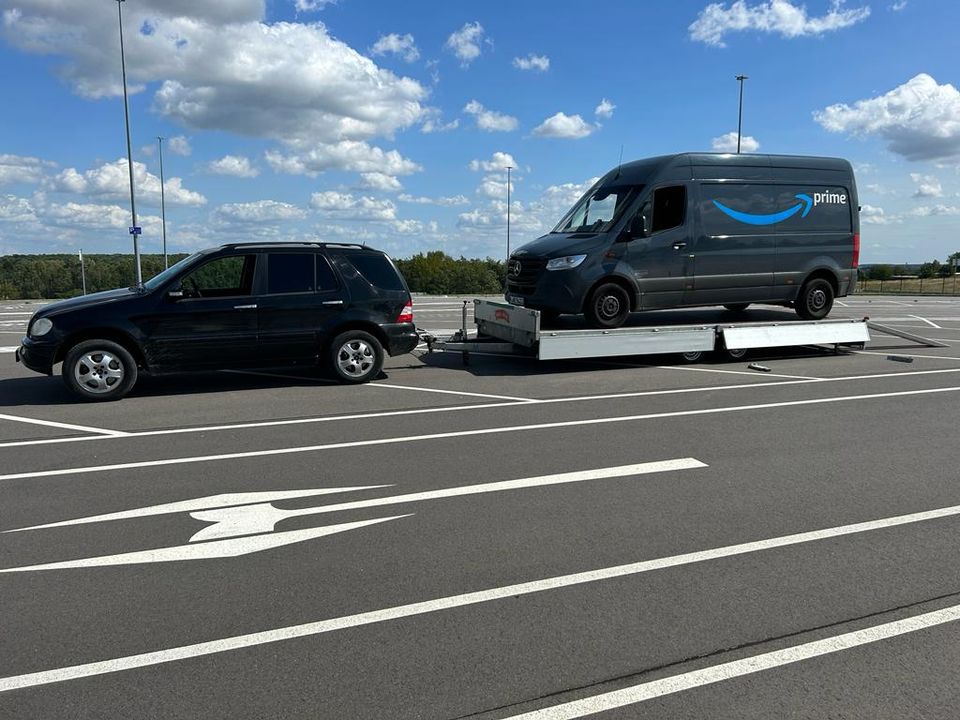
[[62, 339, 138, 402], [796, 278, 834, 320], [330, 330, 383, 384], [586, 283, 631, 328], [723, 303, 750, 312]]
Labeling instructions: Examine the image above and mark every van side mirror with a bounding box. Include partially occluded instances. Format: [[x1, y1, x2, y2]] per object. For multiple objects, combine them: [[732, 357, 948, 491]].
[[624, 205, 651, 239]]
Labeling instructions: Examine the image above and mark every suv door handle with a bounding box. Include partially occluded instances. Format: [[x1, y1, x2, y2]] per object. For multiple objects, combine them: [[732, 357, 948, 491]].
[[321, 300, 344, 305], [233, 304, 257, 310], [672, 241, 687, 250]]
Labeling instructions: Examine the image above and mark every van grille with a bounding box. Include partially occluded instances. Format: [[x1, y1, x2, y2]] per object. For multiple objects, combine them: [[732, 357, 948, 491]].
[[506, 256, 546, 295]]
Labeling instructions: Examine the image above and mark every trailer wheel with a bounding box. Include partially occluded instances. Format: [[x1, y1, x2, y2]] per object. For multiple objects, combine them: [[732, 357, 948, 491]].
[[681, 351, 703, 363], [585, 283, 630, 328], [796, 278, 834, 320], [726, 348, 748, 360], [723, 303, 750, 312]]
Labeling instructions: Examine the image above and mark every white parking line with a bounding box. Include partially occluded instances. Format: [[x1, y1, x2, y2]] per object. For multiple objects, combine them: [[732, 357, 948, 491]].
[[4, 497, 960, 692], [656, 365, 822, 381], [367, 382, 534, 402], [0, 413, 127, 437], [910, 315, 943, 329], [505, 604, 960, 718], [2, 367, 960, 449], [1, 385, 958, 482], [856, 350, 960, 362]]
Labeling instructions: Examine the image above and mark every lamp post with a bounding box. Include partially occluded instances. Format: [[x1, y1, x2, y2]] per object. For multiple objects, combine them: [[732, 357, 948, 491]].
[[116, 0, 142, 287], [157, 136, 168, 269], [735, 74, 748, 154], [505, 165, 512, 261]]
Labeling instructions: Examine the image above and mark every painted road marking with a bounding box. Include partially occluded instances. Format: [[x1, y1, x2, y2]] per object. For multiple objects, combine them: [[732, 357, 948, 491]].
[[0, 413, 128, 437], [504, 604, 960, 718], [2, 367, 959, 450], [855, 350, 960, 362], [4, 486, 391, 533], [0, 516, 409, 573], [909, 315, 943, 329], [0, 461, 704, 571], [655, 365, 822, 381], [1, 386, 959, 483], [367, 381, 535, 402], [5, 499, 960, 691], [0, 346, 20, 353]]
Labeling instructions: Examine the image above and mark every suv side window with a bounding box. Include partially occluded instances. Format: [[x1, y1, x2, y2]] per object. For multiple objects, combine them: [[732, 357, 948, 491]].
[[343, 253, 405, 291], [180, 255, 255, 298], [651, 185, 686, 233], [316, 255, 339, 291], [267, 253, 314, 294]]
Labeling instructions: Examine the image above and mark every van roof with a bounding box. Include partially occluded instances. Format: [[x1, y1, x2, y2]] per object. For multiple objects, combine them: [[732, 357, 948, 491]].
[[609, 152, 852, 185]]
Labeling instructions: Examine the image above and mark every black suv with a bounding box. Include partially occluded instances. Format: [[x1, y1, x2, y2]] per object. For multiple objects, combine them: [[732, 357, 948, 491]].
[[16, 242, 418, 401]]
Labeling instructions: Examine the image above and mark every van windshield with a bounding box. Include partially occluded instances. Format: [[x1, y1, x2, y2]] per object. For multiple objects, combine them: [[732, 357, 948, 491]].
[[552, 184, 643, 234]]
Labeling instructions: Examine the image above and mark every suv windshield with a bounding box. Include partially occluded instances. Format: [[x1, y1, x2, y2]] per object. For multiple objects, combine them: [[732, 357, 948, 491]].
[[143, 252, 204, 291], [552, 184, 643, 234]]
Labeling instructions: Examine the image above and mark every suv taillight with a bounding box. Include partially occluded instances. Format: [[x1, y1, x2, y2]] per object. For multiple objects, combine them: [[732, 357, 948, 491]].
[[397, 301, 413, 323], [852, 233, 860, 268]]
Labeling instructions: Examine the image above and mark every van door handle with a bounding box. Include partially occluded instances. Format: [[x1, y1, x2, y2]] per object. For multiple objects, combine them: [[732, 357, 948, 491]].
[[233, 304, 257, 310], [672, 241, 687, 250], [321, 300, 344, 305]]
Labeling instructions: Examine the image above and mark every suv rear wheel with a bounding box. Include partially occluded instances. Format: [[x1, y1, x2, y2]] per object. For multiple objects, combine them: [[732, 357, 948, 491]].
[[62, 339, 138, 402], [329, 330, 384, 383]]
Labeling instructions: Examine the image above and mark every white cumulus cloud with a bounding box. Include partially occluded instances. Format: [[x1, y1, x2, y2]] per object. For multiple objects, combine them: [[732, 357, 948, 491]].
[[370, 33, 419, 63], [265, 140, 421, 177], [360, 172, 403, 192], [207, 155, 259, 178], [166, 136, 192, 157], [711, 131, 761, 152], [309, 191, 397, 221], [398, 193, 469, 206], [513, 54, 549, 72], [445, 21, 485, 65], [469, 151, 518, 172], [910, 173, 942, 198], [814, 74, 960, 162], [214, 200, 307, 224], [594, 99, 616, 119], [690, 0, 871, 47], [463, 100, 518, 132], [48, 158, 206, 207], [0, 154, 55, 185], [532, 112, 595, 139]]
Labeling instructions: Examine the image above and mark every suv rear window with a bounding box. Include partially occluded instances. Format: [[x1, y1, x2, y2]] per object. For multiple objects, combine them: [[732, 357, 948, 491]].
[[344, 253, 405, 291]]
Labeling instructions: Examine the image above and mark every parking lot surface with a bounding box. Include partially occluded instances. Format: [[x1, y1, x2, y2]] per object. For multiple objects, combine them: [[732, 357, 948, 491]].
[[2, 295, 960, 718]]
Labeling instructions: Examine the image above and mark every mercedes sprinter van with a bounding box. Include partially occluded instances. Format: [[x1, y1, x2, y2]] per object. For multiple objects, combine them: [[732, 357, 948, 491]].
[[505, 153, 859, 327]]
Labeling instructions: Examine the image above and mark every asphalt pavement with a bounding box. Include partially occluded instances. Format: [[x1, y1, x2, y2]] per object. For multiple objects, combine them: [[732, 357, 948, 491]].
[[1, 295, 960, 719]]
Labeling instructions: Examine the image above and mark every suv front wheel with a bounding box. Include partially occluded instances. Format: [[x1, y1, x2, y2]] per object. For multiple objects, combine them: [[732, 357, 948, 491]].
[[329, 330, 384, 383], [62, 339, 138, 401]]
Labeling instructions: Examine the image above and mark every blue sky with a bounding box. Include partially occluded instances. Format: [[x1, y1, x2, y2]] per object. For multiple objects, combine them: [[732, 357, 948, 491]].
[[0, 0, 958, 263]]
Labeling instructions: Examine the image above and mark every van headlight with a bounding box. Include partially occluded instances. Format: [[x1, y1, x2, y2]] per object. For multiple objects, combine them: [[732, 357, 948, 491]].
[[546, 254, 587, 271], [30, 317, 53, 337]]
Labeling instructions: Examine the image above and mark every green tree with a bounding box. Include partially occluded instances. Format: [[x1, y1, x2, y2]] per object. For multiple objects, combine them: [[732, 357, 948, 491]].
[[871, 264, 893, 281]]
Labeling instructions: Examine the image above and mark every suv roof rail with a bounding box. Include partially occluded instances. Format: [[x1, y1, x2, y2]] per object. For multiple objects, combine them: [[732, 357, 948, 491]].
[[218, 241, 373, 251]]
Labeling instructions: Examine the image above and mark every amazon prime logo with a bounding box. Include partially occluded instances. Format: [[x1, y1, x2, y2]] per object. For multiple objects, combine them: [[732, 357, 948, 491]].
[[713, 189, 847, 227]]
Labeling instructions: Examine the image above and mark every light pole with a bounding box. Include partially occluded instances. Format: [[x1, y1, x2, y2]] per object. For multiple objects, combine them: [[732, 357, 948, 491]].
[[116, 0, 142, 287], [505, 165, 512, 261], [735, 74, 748, 154], [157, 136, 168, 269]]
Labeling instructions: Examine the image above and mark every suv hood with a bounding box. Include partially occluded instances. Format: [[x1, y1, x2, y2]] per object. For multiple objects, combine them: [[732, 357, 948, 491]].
[[37, 287, 141, 318], [512, 232, 609, 258]]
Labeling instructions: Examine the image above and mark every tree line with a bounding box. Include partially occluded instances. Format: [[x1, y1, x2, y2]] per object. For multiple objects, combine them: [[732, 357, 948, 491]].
[[862, 252, 960, 281], [0, 251, 507, 299]]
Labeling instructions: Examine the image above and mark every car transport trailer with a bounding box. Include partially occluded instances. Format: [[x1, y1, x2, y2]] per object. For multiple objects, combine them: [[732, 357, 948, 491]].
[[423, 299, 875, 364]]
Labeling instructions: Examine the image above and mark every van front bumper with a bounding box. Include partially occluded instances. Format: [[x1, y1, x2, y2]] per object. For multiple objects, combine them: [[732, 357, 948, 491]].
[[505, 273, 583, 314]]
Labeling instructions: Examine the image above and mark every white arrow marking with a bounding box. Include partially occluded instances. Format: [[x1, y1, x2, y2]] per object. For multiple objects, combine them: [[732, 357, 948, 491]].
[[0, 515, 410, 573], [189, 459, 707, 542], [4, 486, 392, 534]]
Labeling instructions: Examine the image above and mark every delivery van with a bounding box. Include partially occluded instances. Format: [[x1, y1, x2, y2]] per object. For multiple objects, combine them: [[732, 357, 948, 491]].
[[505, 152, 859, 327]]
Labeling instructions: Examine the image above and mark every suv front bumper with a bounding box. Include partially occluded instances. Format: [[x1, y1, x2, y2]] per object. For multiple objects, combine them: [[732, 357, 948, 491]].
[[16, 336, 58, 375]]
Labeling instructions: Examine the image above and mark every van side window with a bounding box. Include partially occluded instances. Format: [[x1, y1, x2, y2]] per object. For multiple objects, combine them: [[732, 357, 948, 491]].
[[267, 253, 314, 294], [651, 185, 686, 233], [180, 255, 255, 298]]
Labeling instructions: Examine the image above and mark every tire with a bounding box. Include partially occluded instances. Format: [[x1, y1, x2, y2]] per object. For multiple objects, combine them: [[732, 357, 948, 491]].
[[62, 339, 138, 402], [329, 330, 384, 384], [795, 278, 834, 320], [726, 348, 748, 360], [585, 282, 631, 328], [681, 351, 703, 363], [723, 303, 750, 312]]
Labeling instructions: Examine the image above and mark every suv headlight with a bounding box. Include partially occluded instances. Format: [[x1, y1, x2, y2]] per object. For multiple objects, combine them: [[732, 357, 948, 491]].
[[30, 317, 53, 337], [546, 254, 587, 271]]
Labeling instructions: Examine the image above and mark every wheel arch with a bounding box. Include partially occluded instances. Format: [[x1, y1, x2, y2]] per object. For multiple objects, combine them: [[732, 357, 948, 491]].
[[55, 328, 147, 369], [582, 274, 639, 313]]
